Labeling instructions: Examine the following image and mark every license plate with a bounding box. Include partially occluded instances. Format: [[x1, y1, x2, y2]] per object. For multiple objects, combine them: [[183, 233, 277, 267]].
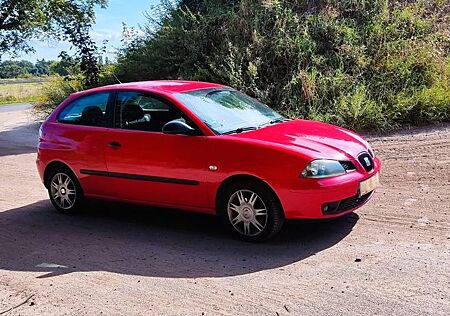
[[359, 172, 380, 196]]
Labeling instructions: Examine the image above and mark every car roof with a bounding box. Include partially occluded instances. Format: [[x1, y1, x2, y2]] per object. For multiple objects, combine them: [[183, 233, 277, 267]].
[[73, 80, 225, 96]]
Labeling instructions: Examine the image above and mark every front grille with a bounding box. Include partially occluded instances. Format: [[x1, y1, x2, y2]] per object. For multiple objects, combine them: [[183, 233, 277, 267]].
[[358, 152, 374, 172], [322, 192, 373, 215], [340, 161, 356, 172]]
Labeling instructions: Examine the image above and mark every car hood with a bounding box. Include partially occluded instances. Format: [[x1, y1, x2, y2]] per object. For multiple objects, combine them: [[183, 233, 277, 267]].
[[230, 119, 369, 160]]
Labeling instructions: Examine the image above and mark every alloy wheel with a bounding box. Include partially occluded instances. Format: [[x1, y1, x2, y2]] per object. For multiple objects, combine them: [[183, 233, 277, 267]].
[[227, 189, 268, 237], [50, 172, 77, 210]]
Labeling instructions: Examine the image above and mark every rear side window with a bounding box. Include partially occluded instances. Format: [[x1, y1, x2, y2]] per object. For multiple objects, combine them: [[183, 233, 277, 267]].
[[58, 92, 112, 127]]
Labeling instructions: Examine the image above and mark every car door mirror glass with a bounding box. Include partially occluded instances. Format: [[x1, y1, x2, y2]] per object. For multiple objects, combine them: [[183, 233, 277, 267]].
[[162, 119, 197, 135]]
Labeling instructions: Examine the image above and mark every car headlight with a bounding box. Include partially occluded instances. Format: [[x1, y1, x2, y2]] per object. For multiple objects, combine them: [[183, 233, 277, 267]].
[[301, 159, 346, 178]]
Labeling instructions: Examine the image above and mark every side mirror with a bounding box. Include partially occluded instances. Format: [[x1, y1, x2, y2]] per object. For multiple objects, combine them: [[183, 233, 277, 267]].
[[162, 119, 197, 136]]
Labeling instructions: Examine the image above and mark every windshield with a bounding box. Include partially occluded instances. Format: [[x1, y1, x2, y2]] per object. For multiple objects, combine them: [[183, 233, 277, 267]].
[[174, 88, 285, 134]]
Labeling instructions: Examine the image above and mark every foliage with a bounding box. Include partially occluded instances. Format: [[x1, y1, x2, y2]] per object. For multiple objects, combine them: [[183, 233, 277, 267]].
[[49, 52, 80, 77], [62, 18, 103, 87], [0, 0, 107, 87], [0, 59, 55, 78], [33, 59, 54, 76], [0, 60, 31, 78], [33, 76, 84, 117], [34, 61, 116, 114], [116, 0, 450, 131]]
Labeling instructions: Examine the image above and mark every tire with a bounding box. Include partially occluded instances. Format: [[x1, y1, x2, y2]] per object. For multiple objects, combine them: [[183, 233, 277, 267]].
[[218, 180, 284, 242], [47, 167, 84, 214]]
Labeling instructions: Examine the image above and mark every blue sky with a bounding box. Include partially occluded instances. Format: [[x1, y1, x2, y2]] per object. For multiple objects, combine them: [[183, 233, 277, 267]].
[[11, 0, 162, 62]]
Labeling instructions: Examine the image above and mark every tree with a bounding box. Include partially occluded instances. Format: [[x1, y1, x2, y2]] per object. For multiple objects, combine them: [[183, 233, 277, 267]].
[[32, 59, 53, 76], [49, 51, 80, 76], [0, 59, 40, 78], [16, 60, 34, 74], [0, 0, 107, 86], [116, 0, 450, 131], [0, 60, 24, 78]]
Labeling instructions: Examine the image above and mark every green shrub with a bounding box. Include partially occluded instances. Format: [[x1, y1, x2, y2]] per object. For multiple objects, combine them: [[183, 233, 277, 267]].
[[33, 77, 84, 118], [33, 63, 119, 117], [116, 0, 450, 132]]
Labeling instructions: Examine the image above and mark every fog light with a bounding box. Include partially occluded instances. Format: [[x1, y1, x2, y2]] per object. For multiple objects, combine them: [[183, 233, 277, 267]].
[[322, 201, 340, 214]]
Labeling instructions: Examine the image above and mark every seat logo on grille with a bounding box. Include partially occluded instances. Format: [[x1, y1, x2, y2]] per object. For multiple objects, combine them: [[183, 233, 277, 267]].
[[364, 157, 371, 167]]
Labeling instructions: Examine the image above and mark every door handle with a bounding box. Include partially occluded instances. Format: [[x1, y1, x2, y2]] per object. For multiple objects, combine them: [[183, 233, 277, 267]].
[[108, 141, 121, 149]]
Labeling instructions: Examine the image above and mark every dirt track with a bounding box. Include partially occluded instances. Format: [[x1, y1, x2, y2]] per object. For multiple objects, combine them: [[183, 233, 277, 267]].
[[0, 106, 449, 315]]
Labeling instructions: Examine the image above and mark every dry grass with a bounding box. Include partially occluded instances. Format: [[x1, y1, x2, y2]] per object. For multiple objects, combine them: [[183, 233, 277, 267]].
[[0, 82, 45, 105]]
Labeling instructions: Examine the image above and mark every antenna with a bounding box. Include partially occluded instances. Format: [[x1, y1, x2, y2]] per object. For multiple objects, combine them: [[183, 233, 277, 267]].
[[113, 73, 122, 84]]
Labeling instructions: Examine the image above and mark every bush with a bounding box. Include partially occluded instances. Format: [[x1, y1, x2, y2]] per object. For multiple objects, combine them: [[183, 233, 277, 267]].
[[33, 77, 84, 118], [116, 0, 450, 132], [33, 63, 118, 117]]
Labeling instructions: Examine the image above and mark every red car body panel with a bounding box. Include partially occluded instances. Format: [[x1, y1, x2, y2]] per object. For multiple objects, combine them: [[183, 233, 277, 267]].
[[104, 129, 212, 209], [37, 80, 381, 219]]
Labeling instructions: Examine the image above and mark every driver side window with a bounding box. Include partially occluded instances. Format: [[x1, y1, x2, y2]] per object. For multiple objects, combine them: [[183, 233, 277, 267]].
[[115, 91, 187, 132]]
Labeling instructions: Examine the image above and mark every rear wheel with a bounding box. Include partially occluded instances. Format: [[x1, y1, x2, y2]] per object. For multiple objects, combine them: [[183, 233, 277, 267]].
[[219, 180, 284, 242], [48, 168, 84, 214]]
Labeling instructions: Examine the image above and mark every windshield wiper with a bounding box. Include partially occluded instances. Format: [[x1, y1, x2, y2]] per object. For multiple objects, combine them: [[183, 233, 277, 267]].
[[221, 126, 259, 135], [257, 118, 287, 128], [269, 118, 286, 124]]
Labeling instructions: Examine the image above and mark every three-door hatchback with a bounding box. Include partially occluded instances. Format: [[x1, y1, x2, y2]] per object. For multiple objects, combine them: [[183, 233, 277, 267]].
[[37, 80, 381, 241]]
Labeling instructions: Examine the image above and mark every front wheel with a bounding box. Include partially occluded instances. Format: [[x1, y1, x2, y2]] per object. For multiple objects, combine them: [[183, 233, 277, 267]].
[[220, 180, 284, 242], [48, 169, 84, 214]]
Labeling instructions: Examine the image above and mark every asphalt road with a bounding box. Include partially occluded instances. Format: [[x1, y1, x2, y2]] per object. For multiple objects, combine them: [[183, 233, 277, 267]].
[[0, 107, 449, 315], [0, 103, 32, 113]]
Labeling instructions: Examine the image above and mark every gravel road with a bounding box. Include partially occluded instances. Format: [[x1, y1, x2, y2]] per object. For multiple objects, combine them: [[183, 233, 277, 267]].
[[0, 105, 449, 315]]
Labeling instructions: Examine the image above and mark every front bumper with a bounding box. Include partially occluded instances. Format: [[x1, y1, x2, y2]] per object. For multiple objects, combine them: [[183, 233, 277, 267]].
[[321, 191, 374, 215], [280, 157, 381, 219]]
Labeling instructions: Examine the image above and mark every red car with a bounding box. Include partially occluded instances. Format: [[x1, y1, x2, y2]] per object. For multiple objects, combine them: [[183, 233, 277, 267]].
[[37, 80, 380, 241]]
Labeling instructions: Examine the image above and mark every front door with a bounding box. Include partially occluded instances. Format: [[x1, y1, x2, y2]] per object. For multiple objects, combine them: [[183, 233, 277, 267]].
[[104, 90, 212, 210]]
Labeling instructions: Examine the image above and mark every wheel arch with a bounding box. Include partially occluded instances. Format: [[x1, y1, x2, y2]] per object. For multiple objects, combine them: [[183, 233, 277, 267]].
[[43, 160, 77, 189], [215, 174, 283, 216]]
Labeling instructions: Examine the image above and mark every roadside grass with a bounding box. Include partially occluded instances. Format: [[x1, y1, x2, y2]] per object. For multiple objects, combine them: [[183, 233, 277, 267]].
[[0, 82, 46, 105]]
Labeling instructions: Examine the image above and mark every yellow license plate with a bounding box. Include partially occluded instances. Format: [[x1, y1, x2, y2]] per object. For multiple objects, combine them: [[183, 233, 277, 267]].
[[359, 172, 380, 196]]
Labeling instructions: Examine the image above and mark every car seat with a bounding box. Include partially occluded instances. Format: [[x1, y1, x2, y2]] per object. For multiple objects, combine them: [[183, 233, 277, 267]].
[[122, 103, 151, 130], [80, 106, 104, 126]]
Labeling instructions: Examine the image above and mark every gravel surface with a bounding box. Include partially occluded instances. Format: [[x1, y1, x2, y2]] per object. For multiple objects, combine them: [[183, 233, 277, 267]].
[[0, 106, 449, 315]]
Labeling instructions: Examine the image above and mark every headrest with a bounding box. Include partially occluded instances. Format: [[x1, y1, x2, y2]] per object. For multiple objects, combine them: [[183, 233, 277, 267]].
[[80, 106, 103, 124], [122, 103, 144, 122]]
